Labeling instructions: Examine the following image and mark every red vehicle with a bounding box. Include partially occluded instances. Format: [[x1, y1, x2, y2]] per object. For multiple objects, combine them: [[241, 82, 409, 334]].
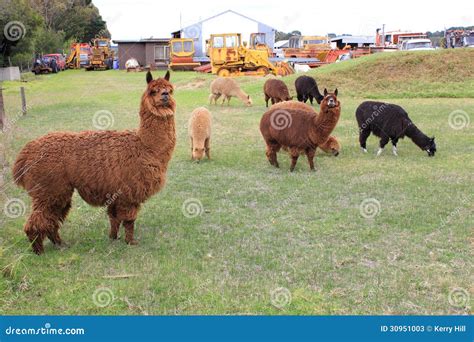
[[43, 54, 66, 71]]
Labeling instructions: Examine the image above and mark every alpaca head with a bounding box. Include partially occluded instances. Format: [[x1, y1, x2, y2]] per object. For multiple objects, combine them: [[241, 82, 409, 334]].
[[327, 136, 341, 156], [322, 88, 339, 109], [425, 137, 436, 157], [245, 95, 253, 107], [143, 71, 175, 117], [192, 146, 206, 161]]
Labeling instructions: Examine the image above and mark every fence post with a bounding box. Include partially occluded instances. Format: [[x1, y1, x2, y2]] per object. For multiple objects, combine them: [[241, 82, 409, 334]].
[[0, 87, 5, 131], [20, 87, 27, 115]]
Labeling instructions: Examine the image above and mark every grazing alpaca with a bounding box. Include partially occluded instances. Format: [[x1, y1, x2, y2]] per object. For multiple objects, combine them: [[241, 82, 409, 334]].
[[188, 107, 211, 161], [13, 71, 176, 254], [209, 77, 252, 106], [356, 101, 436, 157], [263, 78, 292, 107], [295, 75, 324, 105], [270, 101, 341, 157], [260, 89, 341, 171]]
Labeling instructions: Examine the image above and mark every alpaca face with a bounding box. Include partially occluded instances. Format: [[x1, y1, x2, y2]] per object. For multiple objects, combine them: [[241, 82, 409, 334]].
[[145, 71, 175, 116], [426, 137, 436, 157], [322, 88, 339, 109], [192, 147, 206, 161]]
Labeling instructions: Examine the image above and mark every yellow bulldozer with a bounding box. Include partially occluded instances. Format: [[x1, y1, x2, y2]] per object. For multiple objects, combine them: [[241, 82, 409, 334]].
[[169, 38, 200, 71], [85, 38, 114, 71], [208, 33, 293, 77]]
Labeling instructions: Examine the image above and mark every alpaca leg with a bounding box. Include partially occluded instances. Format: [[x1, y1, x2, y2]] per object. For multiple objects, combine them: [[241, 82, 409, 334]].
[[359, 129, 371, 153], [205, 138, 211, 160], [289, 148, 300, 172], [265, 142, 280, 168], [221, 96, 226, 106], [107, 205, 120, 240], [305, 148, 316, 171], [377, 136, 390, 156], [309, 95, 314, 105], [190, 137, 194, 160], [391, 138, 399, 156], [297, 94, 303, 102], [271, 98, 275, 105], [265, 94, 269, 107], [213, 94, 221, 104], [115, 205, 139, 245]]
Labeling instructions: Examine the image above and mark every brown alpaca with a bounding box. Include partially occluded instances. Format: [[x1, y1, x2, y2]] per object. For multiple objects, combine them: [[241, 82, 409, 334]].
[[263, 78, 292, 107], [270, 101, 341, 156], [209, 77, 252, 106], [259, 89, 340, 171], [12, 71, 176, 254], [188, 107, 211, 161]]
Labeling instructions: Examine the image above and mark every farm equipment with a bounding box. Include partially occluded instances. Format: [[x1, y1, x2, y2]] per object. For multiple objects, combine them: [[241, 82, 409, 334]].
[[32, 54, 59, 75], [66, 43, 91, 69], [249, 33, 271, 56], [169, 38, 200, 71], [85, 38, 114, 71], [283, 35, 331, 60], [208, 33, 293, 77], [445, 29, 474, 48]]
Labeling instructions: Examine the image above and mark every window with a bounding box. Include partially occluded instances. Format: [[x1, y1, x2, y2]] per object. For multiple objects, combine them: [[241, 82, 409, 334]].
[[225, 36, 238, 48], [213, 37, 224, 48], [183, 41, 193, 52], [172, 41, 182, 53], [154, 45, 169, 61]]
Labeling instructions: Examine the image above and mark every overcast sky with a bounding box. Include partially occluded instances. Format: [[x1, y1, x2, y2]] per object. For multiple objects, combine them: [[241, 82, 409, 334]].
[[94, 0, 473, 40]]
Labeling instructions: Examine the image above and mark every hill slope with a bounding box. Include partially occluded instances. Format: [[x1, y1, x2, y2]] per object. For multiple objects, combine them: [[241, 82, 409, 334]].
[[303, 49, 474, 98]]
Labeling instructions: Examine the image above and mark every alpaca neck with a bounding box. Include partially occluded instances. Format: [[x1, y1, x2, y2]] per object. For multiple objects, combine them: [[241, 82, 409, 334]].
[[137, 104, 176, 156], [406, 124, 430, 150], [310, 106, 340, 145]]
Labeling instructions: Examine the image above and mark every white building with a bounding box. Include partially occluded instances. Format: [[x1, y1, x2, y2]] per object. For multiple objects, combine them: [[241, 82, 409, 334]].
[[172, 10, 276, 57]]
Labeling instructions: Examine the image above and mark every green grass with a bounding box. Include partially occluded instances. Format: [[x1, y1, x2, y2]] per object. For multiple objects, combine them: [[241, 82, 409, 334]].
[[0, 49, 473, 315]]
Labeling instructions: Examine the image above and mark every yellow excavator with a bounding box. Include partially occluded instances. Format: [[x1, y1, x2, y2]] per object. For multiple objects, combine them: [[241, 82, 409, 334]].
[[85, 38, 114, 71], [208, 33, 293, 77], [169, 38, 200, 71]]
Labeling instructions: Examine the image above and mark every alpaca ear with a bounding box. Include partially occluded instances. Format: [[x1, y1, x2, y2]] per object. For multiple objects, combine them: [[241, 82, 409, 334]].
[[146, 71, 153, 84], [164, 70, 170, 81], [247, 95, 250, 99], [334, 88, 338, 96], [431, 136, 435, 141], [324, 88, 328, 96]]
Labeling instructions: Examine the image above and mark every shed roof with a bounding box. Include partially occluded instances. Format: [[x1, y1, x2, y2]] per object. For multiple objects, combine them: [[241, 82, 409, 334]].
[[330, 35, 375, 44]]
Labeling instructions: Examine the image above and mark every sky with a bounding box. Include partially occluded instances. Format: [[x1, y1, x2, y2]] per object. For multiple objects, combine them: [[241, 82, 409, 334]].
[[94, 0, 473, 40]]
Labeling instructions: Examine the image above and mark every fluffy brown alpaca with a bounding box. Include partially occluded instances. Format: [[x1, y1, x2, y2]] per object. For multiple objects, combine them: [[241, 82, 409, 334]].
[[263, 78, 292, 107], [188, 107, 211, 161], [12, 71, 176, 254], [259, 89, 340, 171]]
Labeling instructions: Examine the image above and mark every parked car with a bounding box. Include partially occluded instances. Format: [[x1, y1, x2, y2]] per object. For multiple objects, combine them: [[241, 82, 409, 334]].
[[32, 56, 59, 75], [400, 39, 435, 51], [43, 53, 66, 71]]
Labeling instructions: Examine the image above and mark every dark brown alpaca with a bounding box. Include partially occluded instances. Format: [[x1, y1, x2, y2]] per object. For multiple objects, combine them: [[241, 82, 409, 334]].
[[13, 71, 176, 254], [259, 89, 340, 171], [263, 78, 292, 107]]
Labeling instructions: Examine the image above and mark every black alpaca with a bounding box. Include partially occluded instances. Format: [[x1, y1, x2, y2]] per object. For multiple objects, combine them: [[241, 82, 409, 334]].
[[295, 76, 324, 105], [355, 101, 436, 157]]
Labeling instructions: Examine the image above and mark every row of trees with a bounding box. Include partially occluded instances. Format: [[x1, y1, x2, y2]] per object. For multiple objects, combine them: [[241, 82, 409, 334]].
[[0, 0, 110, 69]]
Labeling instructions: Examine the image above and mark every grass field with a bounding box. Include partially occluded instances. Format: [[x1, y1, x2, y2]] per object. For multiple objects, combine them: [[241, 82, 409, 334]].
[[0, 49, 472, 315]]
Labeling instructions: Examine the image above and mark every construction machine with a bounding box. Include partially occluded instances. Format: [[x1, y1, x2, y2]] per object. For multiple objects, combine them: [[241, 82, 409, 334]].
[[208, 33, 293, 77], [66, 43, 92, 69], [283, 35, 331, 60], [85, 38, 114, 71], [169, 38, 200, 71], [249, 33, 271, 56]]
